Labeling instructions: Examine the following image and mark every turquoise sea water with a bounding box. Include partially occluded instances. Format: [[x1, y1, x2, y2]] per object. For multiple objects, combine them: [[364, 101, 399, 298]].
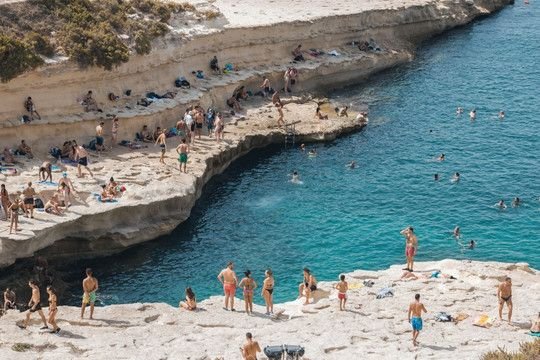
[[61, 4, 539, 305]]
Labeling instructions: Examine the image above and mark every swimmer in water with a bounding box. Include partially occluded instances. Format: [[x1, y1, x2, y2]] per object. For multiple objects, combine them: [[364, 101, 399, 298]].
[[347, 161, 356, 169], [451, 172, 460, 183], [434, 174, 439, 181], [453, 226, 461, 239], [456, 107, 464, 115], [291, 171, 301, 183], [498, 111, 505, 119], [468, 240, 476, 249], [300, 143, 306, 152], [511, 197, 521, 207], [496, 199, 507, 209], [437, 153, 445, 161], [469, 109, 476, 120], [308, 149, 317, 157]]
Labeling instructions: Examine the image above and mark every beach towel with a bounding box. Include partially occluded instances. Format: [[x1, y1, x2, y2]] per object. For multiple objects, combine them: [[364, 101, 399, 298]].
[[328, 50, 341, 56], [51, 165, 62, 172], [454, 313, 469, 323], [0, 167, 18, 175], [473, 314, 494, 328], [529, 332, 540, 337], [376, 287, 394, 299], [93, 193, 118, 203], [348, 283, 364, 290], [38, 181, 58, 186]]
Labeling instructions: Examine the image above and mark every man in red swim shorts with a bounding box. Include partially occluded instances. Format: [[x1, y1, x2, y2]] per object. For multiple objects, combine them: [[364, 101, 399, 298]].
[[217, 261, 238, 311], [401, 226, 418, 272]]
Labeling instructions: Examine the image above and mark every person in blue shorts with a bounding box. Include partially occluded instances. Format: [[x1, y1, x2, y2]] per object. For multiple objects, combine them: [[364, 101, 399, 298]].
[[408, 293, 427, 346]]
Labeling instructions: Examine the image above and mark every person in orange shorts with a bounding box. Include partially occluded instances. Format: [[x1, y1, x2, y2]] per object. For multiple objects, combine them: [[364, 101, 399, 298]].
[[217, 261, 238, 311]]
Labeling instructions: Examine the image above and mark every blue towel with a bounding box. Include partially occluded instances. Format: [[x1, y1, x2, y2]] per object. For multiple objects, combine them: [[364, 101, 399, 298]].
[[38, 181, 58, 186], [529, 332, 540, 337], [376, 287, 394, 299], [93, 193, 118, 203]]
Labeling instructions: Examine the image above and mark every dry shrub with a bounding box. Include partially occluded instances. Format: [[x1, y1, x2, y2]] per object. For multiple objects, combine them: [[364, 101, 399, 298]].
[[482, 339, 540, 360]]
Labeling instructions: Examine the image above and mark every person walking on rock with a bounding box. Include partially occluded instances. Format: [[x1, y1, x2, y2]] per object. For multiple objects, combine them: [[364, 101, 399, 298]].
[[498, 277, 513, 323], [217, 261, 238, 311], [240, 332, 261, 360], [401, 226, 418, 272], [19, 280, 48, 330], [81, 268, 98, 319], [408, 293, 427, 346]]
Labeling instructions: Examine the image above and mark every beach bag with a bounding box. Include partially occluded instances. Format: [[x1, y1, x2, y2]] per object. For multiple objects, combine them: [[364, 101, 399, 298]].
[[285, 345, 305, 358], [88, 139, 97, 151], [49, 147, 62, 159], [435, 312, 453, 322], [264, 346, 284, 360], [21, 115, 31, 124], [34, 198, 44, 209]]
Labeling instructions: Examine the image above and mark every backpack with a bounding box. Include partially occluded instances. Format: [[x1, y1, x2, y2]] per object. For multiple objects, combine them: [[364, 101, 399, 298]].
[[88, 139, 97, 151], [49, 147, 62, 159], [34, 198, 44, 209]]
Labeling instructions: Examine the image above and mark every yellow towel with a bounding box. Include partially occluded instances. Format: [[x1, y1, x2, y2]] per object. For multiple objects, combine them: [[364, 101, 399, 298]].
[[348, 283, 364, 290], [473, 314, 493, 328]]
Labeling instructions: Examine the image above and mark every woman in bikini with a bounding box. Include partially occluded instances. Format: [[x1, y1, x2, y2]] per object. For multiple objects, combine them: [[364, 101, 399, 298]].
[[1, 184, 11, 220], [47, 286, 60, 333], [299, 268, 317, 305], [8, 198, 21, 234], [316, 107, 328, 120], [179, 287, 197, 311], [111, 117, 119, 148], [238, 270, 257, 315], [261, 269, 274, 315]]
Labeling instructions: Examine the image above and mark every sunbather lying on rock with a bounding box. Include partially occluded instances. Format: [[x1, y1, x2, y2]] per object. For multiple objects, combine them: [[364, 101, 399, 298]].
[[400, 270, 456, 281]]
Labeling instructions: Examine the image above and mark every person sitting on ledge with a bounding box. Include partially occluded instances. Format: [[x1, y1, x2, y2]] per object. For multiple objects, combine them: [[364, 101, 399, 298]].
[[210, 55, 220, 74], [45, 193, 63, 215], [3, 147, 16, 164], [226, 96, 242, 112], [3, 287, 16, 312], [179, 287, 197, 311], [138, 125, 153, 143], [316, 106, 328, 120], [24, 97, 41, 120], [61, 141, 73, 159], [39, 162, 53, 183], [81, 91, 101, 112], [106, 177, 118, 197], [292, 44, 305, 62], [99, 185, 114, 202], [17, 140, 34, 159], [298, 267, 317, 305]]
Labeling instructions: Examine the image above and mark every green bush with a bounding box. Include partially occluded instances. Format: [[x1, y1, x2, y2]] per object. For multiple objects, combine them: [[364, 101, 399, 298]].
[[0, 34, 44, 82], [60, 23, 129, 70], [482, 339, 540, 360], [134, 31, 151, 55], [24, 32, 55, 57]]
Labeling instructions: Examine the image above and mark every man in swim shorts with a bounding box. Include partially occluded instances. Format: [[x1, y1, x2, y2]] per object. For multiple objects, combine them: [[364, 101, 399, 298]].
[[217, 261, 238, 311], [20, 280, 48, 330], [401, 226, 418, 272], [498, 277, 513, 323], [175, 138, 190, 173], [408, 293, 427, 346], [240, 332, 261, 360], [74, 144, 93, 178], [81, 268, 98, 319], [22, 182, 36, 218], [335, 274, 349, 311], [95, 121, 105, 154]]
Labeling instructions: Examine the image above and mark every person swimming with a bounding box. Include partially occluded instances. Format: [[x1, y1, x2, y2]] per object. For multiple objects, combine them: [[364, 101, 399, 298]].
[[451, 172, 460, 183], [291, 171, 302, 184], [468, 240, 476, 249], [496, 199, 507, 209], [511, 197, 521, 207], [300, 143, 306, 152], [437, 153, 445, 161], [456, 107, 464, 115], [308, 149, 317, 157], [453, 226, 461, 239], [498, 111, 505, 119], [469, 109, 476, 120], [347, 161, 356, 169], [434, 173, 439, 181]]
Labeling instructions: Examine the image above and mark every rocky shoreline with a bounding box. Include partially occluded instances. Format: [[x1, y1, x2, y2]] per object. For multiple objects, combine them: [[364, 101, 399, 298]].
[[0, 0, 513, 268], [0, 260, 538, 359]]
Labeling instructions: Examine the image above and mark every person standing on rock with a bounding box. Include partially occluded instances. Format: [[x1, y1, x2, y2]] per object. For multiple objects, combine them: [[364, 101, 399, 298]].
[[238, 270, 257, 315], [498, 277, 513, 323], [110, 117, 119, 148], [73, 144, 93, 178], [96, 121, 105, 155], [215, 113, 224, 143], [335, 274, 349, 311], [175, 139, 190, 173], [276, 103, 285, 127], [81, 268, 98, 319], [240, 332, 261, 360], [46, 286, 60, 333], [217, 261, 238, 311], [262, 269, 274, 315], [408, 293, 427, 346], [22, 182, 36, 219], [155, 130, 167, 164], [401, 226, 418, 272], [19, 280, 48, 330]]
